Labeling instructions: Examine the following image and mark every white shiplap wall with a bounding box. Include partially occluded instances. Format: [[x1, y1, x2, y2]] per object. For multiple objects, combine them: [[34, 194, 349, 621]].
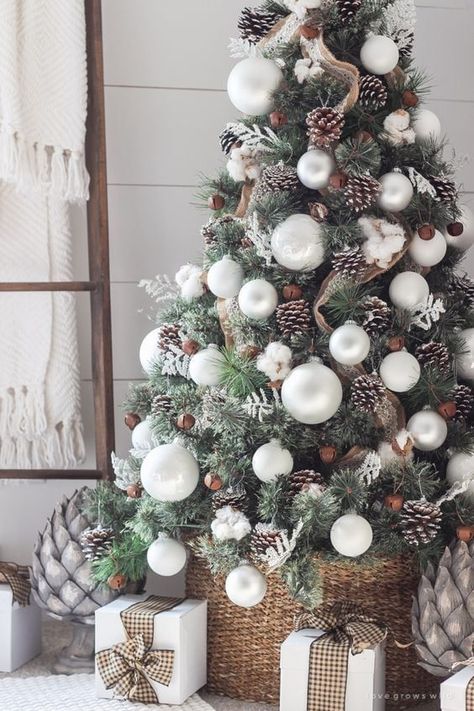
[[1, 0, 473, 564]]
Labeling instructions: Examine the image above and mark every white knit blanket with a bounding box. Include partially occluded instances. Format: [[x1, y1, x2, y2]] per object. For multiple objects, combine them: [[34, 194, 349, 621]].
[[0, 0, 88, 467]]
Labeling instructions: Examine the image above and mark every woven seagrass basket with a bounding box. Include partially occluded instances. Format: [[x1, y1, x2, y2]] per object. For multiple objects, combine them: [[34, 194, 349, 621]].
[[186, 552, 438, 707]]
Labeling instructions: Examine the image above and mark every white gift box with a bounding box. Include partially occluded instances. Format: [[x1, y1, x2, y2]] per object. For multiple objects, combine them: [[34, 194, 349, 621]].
[[441, 667, 474, 711], [280, 628, 386, 711], [95, 595, 207, 705], [0, 584, 42, 672]]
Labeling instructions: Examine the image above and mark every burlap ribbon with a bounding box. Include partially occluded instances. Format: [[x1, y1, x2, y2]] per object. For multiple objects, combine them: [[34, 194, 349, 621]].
[[96, 595, 183, 704], [0, 562, 31, 606], [295, 601, 387, 711]]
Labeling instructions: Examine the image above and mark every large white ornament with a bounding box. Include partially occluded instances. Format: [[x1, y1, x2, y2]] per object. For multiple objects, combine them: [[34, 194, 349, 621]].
[[271, 214, 325, 271], [281, 361, 343, 424], [379, 351, 420, 392], [189, 345, 226, 387], [238, 279, 278, 321], [329, 322, 370, 366], [141, 443, 199, 502], [297, 149, 335, 190], [131, 419, 154, 451], [360, 35, 399, 75], [407, 410, 448, 451], [378, 172, 414, 212], [389, 272, 430, 311], [207, 256, 244, 299], [330, 514, 373, 558], [445, 205, 474, 251], [227, 57, 283, 115], [252, 439, 293, 483], [457, 328, 474, 381], [147, 536, 187, 576], [225, 564, 267, 608], [408, 230, 447, 268], [139, 328, 161, 375], [446, 452, 474, 500], [413, 109, 442, 142]]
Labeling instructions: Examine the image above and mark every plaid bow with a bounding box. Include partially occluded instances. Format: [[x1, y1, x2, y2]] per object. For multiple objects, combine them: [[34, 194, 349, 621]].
[[0, 562, 31, 606], [452, 655, 474, 710], [295, 601, 387, 711], [96, 633, 174, 704]]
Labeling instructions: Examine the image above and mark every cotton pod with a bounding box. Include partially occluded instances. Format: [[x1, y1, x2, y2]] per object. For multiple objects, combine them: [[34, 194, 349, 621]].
[[175, 264, 205, 301], [211, 506, 252, 541], [256, 342, 292, 382]]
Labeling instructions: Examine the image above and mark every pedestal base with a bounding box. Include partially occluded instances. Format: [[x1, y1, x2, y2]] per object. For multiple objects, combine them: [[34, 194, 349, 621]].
[[53, 620, 95, 675]]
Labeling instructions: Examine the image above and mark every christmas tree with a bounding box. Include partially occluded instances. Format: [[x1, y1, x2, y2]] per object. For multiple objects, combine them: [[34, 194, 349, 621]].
[[90, 0, 474, 607]]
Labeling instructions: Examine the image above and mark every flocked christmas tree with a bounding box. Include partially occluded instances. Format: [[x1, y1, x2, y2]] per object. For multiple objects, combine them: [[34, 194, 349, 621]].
[[90, 0, 474, 607]]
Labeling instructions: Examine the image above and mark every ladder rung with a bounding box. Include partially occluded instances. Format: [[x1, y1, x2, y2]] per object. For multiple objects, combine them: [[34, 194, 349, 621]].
[[0, 281, 97, 292]]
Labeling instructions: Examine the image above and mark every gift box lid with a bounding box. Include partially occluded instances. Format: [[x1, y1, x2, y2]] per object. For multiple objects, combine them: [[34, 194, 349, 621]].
[[281, 628, 379, 675], [441, 667, 474, 711], [95, 595, 203, 621]]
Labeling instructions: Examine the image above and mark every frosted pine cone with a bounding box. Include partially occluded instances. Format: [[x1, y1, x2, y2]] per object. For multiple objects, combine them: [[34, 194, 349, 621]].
[[250, 523, 285, 560], [255, 163, 300, 198], [359, 75, 388, 110], [219, 125, 241, 155], [400, 500, 442, 546], [451, 384, 474, 423], [362, 296, 391, 337], [416, 342, 450, 373], [201, 215, 237, 246], [276, 299, 312, 336], [288, 469, 325, 497], [80, 526, 115, 562], [306, 107, 345, 148], [332, 245, 367, 279], [336, 0, 362, 24], [151, 393, 173, 415], [158, 323, 182, 353], [344, 175, 381, 214], [211, 486, 247, 513], [238, 7, 280, 44], [448, 274, 474, 308], [430, 176, 457, 203], [351, 373, 386, 413]]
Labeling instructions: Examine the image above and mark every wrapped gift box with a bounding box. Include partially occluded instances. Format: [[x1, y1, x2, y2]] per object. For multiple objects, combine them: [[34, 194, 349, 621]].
[[0, 583, 42, 672], [280, 628, 386, 711], [95, 595, 207, 705], [441, 667, 474, 711]]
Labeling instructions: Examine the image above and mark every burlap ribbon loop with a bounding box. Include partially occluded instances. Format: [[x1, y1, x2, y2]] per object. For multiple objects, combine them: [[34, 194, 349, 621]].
[[0, 561, 31, 606]]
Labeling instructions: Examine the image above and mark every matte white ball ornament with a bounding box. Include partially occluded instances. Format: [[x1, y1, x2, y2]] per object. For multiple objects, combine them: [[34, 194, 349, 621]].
[[189, 345, 226, 386], [131, 418, 154, 450], [147, 536, 187, 576], [225, 564, 267, 608], [413, 109, 442, 142], [457, 328, 474, 381], [141, 442, 199, 502], [139, 328, 161, 375], [329, 322, 370, 366], [445, 205, 474, 251], [227, 57, 283, 115], [360, 35, 399, 75], [379, 351, 421, 392], [281, 361, 343, 425], [378, 172, 414, 212], [446, 452, 474, 500], [407, 410, 448, 451], [389, 272, 430, 311], [271, 214, 325, 271], [252, 439, 293, 483], [408, 230, 447, 268], [297, 149, 335, 190], [207, 256, 244, 299], [330, 514, 373, 558], [238, 279, 278, 321]]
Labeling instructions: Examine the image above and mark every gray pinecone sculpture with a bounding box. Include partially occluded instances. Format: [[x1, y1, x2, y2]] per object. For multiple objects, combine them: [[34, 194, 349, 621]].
[[31, 488, 117, 620], [412, 540, 474, 676]]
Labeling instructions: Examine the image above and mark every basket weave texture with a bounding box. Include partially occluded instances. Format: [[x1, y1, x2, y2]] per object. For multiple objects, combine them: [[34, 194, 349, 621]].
[[186, 553, 439, 707]]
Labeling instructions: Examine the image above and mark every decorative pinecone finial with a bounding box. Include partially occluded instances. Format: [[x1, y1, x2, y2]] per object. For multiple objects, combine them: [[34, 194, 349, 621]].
[[211, 486, 247, 513], [362, 296, 391, 337], [344, 175, 382, 214], [288, 469, 325, 497], [332, 245, 367, 279], [158, 323, 182, 353], [351, 373, 386, 413], [336, 0, 362, 24], [416, 342, 450, 373], [451, 384, 474, 423], [306, 107, 345, 148], [80, 526, 115, 562], [151, 393, 173, 415], [430, 176, 457, 203], [276, 299, 312, 336], [359, 75, 388, 110], [250, 523, 285, 560], [238, 7, 280, 44], [400, 500, 442, 546]]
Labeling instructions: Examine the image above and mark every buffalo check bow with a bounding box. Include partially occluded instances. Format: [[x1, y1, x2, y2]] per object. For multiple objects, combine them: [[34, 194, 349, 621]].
[[0, 562, 31, 606]]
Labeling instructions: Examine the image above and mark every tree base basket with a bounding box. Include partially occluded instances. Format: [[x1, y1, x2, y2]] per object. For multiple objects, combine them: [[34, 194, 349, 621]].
[[186, 553, 439, 707]]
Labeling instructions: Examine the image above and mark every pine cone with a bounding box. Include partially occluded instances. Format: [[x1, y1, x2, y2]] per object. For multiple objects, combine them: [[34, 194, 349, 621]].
[[306, 107, 345, 148], [288, 469, 325, 497], [254, 163, 300, 201], [201, 215, 237, 246], [211, 486, 247, 513], [448, 274, 474, 308], [80, 526, 115, 562], [394, 30, 414, 60], [344, 175, 381, 214], [250, 523, 285, 560], [336, 0, 362, 24], [158, 323, 182, 353], [151, 393, 173, 415], [359, 75, 388, 110], [362, 296, 391, 337], [416, 341, 450, 373], [276, 299, 312, 336], [451, 384, 474, 423], [351, 373, 386, 413], [400, 499, 442, 547], [332, 245, 367, 279], [238, 7, 280, 44], [219, 125, 241, 155], [430, 176, 457, 203]]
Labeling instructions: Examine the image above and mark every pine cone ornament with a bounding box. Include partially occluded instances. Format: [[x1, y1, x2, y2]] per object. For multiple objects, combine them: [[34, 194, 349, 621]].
[[400, 499, 442, 546], [344, 175, 382, 214], [151, 393, 173, 415], [201, 215, 237, 246], [430, 176, 457, 203], [448, 274, 474, 308], [238, 7, 279, 44], [359, 75, 388, 110], [416, 341, 450, 373], [394, 30, 415, 60], [250, 523, 285, 560], [254, 164, 300, 201], [211, 486, 247, 513], [351, 373, 386, 413], [276, 299, 312, 336], [362, 296, 391, 337], [219, 125, 240, 155], [336, 0, 362, 24], [80, 526, 115, 562], [288, 469, 325, 497], [332, 245, 367, 279], [306, 108, 345, 148], [452, 384, 474, 423], [158, 323, 182, 353]]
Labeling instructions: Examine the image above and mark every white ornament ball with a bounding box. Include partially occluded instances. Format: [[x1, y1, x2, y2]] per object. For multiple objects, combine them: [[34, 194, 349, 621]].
[[252, 439, 293, 483], [271, 214, 325, 272], [297, 149, 335, 190], [408, 230, 447, 267], [139, 328, 160, 375], [379, 351, 421, 392], [207, 256, 244, 299], [227, 57, 283, 116], [389, 272, 430, 311], [445, 205, 474, 251], [330, 514, 373, 558], [413, 109, 442, 142], [329, 322, 370, 366], [446, 452, 474, 500], [407, 410, 448, 451], [281, 361, 343, 424], [141, 443, 199, 502], [131, 419, 154, 450], [457, 328, 474, 381], [238, 279, 278, 321], [378, 172, 414, 212], [360, 35, 399, 75], [225, 564, 267, 608], [147, 537, 187, 576], [189, 345, 226, 387]]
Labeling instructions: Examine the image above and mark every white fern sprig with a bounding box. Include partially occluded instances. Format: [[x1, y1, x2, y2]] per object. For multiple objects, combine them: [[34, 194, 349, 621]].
[[111, 452, 140, 490], [246, 212, 274, 266], [437, 479, 472, 507], [408, 167, 437, 198], [139, 274, 178, 305], [356, 451, 382, 486], [260, 520, 304, 572], [228, 37, 262, 59], [243, 388, 280, 421], [410, 295, 446, 332]]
